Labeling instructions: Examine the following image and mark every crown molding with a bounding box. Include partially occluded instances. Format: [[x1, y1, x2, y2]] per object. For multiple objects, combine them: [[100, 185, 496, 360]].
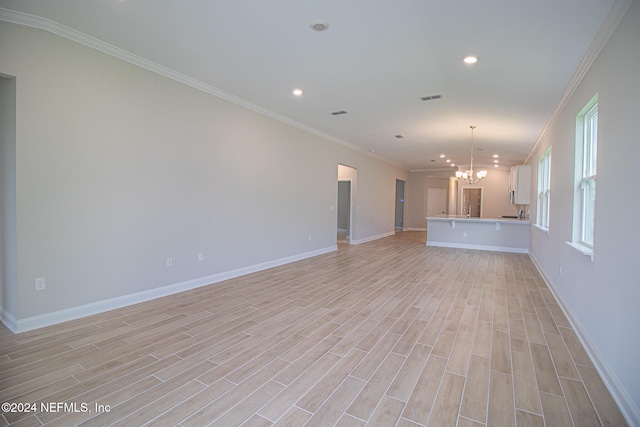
[[525, 0, 633, 164], [0, 8, 404, 170]]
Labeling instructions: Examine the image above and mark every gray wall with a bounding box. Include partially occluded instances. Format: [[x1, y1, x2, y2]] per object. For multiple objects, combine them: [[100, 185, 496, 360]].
[[0, 22, 407, 326], [528, 0, 640, 419]]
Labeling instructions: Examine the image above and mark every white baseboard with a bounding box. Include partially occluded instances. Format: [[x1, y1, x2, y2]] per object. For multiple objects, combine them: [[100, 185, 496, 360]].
[[2, 245, 337, 334], [426, 241, 529, 254], [529, 254, 640, 427], [350, 231, 395, 245], [0, 308, 18, 334], [406, 227, 427, 232]]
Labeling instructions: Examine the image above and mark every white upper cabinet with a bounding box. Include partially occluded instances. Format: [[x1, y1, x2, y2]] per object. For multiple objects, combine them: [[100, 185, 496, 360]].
[[510, 165, 531, 205]]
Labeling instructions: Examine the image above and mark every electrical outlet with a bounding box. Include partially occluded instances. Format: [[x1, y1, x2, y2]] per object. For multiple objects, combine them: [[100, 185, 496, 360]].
[[166, 257, 173, 267], [35, 277, 46, 291], [198, 252, 204, 262]]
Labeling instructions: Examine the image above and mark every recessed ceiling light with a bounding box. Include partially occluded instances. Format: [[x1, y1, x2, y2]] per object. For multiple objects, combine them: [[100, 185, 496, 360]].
[[494, 164, 499, 167], [463, 55, 479, 64], [440, 154, 445, 158], [446, 159, 451, 163], [493, 154, 499, 158], [451, 164, 456, 167], [494, 159, 499, 163], [292, 88, 303, 96], [310, 20, 329, 31]]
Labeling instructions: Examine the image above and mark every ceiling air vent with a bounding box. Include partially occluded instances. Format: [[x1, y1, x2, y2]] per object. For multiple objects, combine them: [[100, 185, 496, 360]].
[[395, 135, 404, 139], [421, 94, 443, 101], [330, 110, 348, 116]]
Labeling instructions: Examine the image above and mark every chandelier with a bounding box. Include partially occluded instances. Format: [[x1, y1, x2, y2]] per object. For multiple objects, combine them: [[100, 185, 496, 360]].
[[456, 125, 487, 184]]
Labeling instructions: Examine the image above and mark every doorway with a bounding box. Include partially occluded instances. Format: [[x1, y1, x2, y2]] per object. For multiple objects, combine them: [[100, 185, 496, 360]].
[[395, 180, 405, 231], [337, 164, 357, 244], [461, 187, 482, 218]]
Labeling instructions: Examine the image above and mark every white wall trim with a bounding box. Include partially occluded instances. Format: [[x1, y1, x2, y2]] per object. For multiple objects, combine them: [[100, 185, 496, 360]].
[[529, 254, 640, 427], [426, 241, 529, 254], [0, 307, 18, 334], [2, 245, 337, 334], [350, 231, 395, 245], [406, 227, 427, 232], [0, 8, 403, 170]]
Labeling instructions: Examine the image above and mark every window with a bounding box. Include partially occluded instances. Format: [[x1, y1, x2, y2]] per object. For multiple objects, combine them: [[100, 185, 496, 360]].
[[536, 147, 551, 230], [569, 94, 598, 259]]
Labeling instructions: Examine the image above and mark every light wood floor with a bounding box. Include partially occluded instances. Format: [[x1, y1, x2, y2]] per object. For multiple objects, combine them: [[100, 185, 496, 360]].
[[0, 232, 627, 426]]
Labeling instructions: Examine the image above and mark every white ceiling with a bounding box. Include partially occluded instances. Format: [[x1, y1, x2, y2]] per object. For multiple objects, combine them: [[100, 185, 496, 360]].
[[0, 0, 625, 171]]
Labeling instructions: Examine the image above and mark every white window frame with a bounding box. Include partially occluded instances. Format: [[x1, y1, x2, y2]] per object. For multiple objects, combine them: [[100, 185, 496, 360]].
[[580, 103, 597, 247], [536, 147, 551, 230], [568, 94, 597, 260]]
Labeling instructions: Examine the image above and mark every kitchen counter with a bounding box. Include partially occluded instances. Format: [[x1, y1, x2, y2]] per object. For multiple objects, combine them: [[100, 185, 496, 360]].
[[426, 216, 530, 253]]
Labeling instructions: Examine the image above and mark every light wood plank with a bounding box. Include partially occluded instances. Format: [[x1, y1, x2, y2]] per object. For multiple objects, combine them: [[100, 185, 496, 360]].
[[560, 377, 603, 427], [303, 376, 365, 427], [545, 333, 580, 380], [387, 343, 432, 402], [460, 355, 490, 423], [487, 370, 515, 427], [426, 372, 465, 426], [512, 350, 542, 414], [530, 343, 563, 396], [402, 355, 447, 424], [539, 392, 573, 427], [491, 329, 511, 374]]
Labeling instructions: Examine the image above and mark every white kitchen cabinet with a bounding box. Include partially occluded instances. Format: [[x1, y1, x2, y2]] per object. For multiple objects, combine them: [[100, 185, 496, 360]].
[[510, 165, 531, 205]]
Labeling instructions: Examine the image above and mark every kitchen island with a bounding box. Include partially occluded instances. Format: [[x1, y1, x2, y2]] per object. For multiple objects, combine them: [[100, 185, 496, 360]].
[[426, 215, 530, 253]]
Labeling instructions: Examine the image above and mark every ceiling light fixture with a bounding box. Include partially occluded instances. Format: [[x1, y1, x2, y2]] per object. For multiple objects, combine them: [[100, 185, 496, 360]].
[[310, 20, 329, 31], [456, 125, 487, 184], [292, 88, 303, 96], [463, 55, 479, 64]]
